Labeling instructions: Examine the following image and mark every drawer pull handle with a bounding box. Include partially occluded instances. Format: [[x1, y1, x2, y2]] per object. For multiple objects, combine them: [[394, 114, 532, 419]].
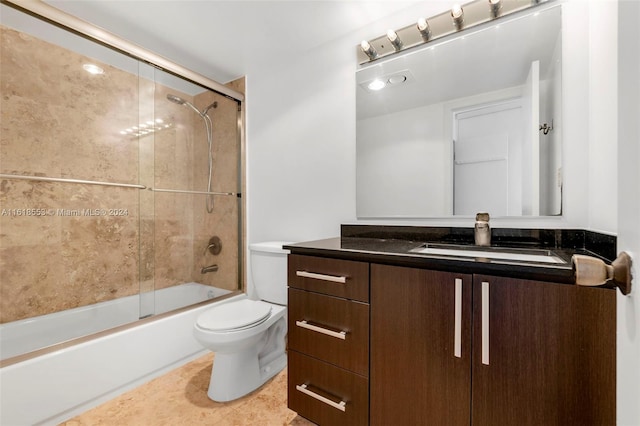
[[296, 270, 347, 284], [482, 281, 490, 365], [296, 320, 347, 340], [454, 278, 462, 358], [296, 384, 347, 412]]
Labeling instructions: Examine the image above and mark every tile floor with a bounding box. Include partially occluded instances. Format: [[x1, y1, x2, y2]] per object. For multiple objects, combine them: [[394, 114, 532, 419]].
[[60, 353, 316, 426]]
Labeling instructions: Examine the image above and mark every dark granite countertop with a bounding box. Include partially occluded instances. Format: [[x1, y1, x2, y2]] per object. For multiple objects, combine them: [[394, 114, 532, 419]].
[[284, 234, 614, 286]]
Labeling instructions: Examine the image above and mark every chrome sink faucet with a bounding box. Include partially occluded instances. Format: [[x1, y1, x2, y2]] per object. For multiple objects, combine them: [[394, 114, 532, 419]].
[[474, 212, 491, 246]]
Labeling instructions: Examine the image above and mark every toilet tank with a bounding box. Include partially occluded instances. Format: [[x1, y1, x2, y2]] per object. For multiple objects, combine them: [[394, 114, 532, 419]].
[[249, 241, 292, 305]]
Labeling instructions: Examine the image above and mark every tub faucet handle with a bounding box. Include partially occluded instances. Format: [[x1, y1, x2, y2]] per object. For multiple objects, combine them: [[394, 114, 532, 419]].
[[203, 236, 222, 256]]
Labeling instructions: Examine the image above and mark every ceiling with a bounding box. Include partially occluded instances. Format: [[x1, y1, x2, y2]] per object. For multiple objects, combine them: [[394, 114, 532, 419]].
[[43, 0, 424, 84]]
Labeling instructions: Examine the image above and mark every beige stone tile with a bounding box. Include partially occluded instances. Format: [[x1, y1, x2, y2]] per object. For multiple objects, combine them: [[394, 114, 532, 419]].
[[1, 24, 242, 326], [61, 354, 314, 426]]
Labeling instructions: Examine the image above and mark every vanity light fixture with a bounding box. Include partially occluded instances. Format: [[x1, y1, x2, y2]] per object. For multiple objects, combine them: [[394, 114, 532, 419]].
[[489, 0, 503, 18], [360, 40, 378, 60], [357, 0, 546, 65], [417, 18, 431, 41], [451, 4, 465, 30], [82, 63, 104, 75], [386, 30, 403, 51]]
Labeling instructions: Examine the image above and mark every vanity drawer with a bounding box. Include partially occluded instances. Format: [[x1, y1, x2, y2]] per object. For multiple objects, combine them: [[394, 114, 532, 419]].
[[288, 254, 369, 302], [288, 350, 369, 426], [288, 288, 369, 376]]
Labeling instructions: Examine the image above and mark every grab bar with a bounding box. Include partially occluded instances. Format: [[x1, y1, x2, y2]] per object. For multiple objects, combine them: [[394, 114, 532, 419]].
[[0, 173, 146, 189], [0, 175, 244, 196], [150, 188, 238, 196]]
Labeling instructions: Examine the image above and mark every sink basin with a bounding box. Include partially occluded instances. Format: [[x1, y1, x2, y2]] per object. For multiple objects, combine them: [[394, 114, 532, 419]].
[[409, 244, 566, 264]]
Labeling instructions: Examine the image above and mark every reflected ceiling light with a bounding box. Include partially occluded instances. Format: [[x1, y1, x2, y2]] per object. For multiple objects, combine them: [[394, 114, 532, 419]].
[[386, 30, 403, 51], [451, 4, 464, 30], [82, 63, 104, 75], [417, 18, 431, 41], [120, 118, 173, 137], [360, 40, 378, 60], [367, 79, 386, 91], [489, 0, 502, 18]]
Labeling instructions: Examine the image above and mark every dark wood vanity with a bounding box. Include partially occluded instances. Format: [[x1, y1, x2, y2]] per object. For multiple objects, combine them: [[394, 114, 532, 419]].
[[285, 227, 617, 426]]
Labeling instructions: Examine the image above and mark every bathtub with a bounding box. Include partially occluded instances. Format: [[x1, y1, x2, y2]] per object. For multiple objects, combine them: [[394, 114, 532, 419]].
[[0, 282, 231, 361], [0, 283, 241, 426]]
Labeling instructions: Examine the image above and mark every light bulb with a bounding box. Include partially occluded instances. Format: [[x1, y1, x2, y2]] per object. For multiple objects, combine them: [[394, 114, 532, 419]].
[[367, 79, 386, 91], [417, 18, 431, 40]]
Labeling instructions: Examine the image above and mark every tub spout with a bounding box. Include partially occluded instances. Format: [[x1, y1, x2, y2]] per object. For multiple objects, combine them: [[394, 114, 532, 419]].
[[201, 264, 219, 274]]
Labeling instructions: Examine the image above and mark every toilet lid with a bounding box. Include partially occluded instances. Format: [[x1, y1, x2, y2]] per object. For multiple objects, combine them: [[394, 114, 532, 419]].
[[196, 299, 273, 332]]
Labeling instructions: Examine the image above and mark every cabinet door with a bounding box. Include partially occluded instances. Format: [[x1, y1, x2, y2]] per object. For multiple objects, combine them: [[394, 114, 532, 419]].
[[472, 275, 616, 426], [370, 264, 472, 426]]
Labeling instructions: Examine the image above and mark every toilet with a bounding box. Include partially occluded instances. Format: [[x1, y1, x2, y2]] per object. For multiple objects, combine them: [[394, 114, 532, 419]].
[[193, 241, 291, 402]]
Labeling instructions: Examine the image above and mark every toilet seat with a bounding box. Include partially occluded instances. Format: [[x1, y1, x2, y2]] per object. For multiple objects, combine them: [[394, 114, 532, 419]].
[[196, 299, 273, 332]]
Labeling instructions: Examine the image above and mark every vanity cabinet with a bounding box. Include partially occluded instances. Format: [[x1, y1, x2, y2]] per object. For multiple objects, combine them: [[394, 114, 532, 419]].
[[370, 264, 616, 426], [287, 254, 370, 425], [287, 253, 616, 426]]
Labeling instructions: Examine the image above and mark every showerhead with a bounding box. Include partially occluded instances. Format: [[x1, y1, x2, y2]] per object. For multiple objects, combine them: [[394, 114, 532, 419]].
[[166, 93, 202, 116], [166, 94, 186, 105]]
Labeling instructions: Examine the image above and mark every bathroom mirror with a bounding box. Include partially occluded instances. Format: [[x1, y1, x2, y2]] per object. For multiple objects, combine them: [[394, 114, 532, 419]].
[[356, 5, 562, 218]]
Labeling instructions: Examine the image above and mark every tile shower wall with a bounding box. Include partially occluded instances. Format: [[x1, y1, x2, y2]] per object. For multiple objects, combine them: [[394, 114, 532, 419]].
[[0, 26, 242, 324]]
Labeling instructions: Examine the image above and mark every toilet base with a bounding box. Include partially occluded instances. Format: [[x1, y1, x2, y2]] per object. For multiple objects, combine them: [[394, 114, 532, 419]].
[[206, 316, 287, 402], [207, 351, 286, 402]]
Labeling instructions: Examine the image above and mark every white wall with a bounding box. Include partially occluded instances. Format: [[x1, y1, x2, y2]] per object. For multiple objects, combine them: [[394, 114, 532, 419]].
[[616, 1, 640, 424], [246, 35, 357, 245], [588, 1, 618, 234]]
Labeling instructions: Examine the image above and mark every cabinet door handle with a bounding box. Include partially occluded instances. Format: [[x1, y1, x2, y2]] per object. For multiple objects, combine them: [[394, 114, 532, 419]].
[[482, 281, 490, 365], [295, 320, 347, 340], [296, 270, 347, 284], [454, 278, 462, 358], [296, 384, 347, 412]]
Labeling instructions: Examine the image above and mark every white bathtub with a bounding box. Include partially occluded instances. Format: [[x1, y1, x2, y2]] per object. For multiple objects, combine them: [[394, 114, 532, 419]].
[[0, 283, 240, 426], [0, 282, 231, 361]]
